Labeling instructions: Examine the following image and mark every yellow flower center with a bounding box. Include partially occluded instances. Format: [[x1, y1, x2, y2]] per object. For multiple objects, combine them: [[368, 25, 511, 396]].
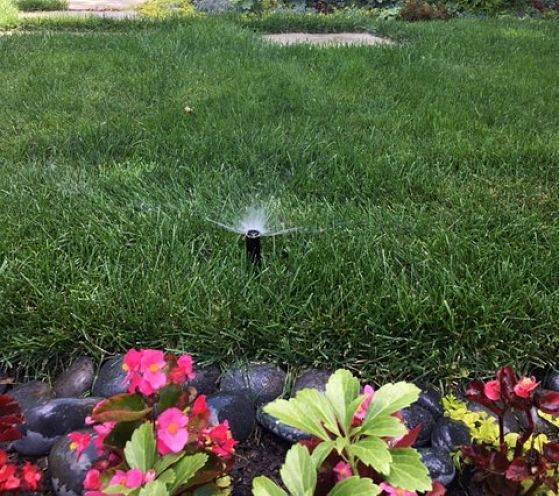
[[167, 423, 178, 435], [149, 363, 159, 373], [122, 364, 129, 372], [70, 442, 77, 451]]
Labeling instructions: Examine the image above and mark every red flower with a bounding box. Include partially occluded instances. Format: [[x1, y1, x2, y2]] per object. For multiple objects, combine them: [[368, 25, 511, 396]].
[[169, 355, 195, 385], [68, 432, 91, 459], [21, 462, 42, 491], [201, 422, 236, 459], [0, 463, 21, 491], [84, 469, 102, 491], [513, 377, 539, 399], [483, 380, 501, 401]]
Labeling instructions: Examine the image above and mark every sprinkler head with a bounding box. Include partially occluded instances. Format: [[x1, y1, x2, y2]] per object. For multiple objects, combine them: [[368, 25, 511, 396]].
[[245, 230, 262, 266]]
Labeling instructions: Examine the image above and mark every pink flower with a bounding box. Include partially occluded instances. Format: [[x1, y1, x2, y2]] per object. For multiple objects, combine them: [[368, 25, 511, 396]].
[[333, 461, 352, 482], [379, 482, 417, 495], [484, 380, 501, 401], [109, 470, 127, 487], [123, 349, 143, 393], [124, 469, 144, 489], [514, 377, 539, 399], [352, 385, 375, 426], [139, 350, 167, 395], [68, 432, 91, 459], [169, 355, 195, 385], [84, 470, 102, 491], [144, 470, 156, 484], [93, 422, 116, 455], [156, 408, 189, 455]]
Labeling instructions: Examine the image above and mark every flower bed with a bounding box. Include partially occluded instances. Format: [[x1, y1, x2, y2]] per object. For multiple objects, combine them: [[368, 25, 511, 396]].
[[2, 351, 559, 495]]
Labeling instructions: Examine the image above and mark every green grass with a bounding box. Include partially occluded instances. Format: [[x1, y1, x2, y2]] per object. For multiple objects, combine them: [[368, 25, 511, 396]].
[[0, 0, 19, 29], [1, 15, 558, 384], [16, 0, 67, 12]]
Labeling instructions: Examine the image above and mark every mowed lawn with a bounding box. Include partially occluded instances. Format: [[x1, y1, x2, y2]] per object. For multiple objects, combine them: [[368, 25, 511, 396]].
[[0, 16, 558, 382]]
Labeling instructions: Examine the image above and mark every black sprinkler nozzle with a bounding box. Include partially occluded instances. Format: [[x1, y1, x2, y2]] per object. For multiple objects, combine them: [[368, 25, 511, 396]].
[[245, 229, 262, 266]]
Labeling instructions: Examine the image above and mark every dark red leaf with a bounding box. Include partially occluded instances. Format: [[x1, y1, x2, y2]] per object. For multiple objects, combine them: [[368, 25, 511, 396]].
[[535, 390, 559, 415], [505, 458, 530, 482], [393, 424, 421, 448], [544, 442, 559, 462], [426, 481, 446, 496], [497, 367, 530, 410]]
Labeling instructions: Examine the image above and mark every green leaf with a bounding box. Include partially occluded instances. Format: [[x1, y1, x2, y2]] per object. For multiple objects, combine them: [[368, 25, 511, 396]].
[[365, 383, 420, 423], [264, 399, 329, 441], [347, 437, 392, 475], [154, 453, 185, 475], [328, 477, 380, 496], [168, 453, 208, 493], [139, 481, 169, 496], [92, 394, 152, 423], [105, 420, 142, 450], [124, 422, 157, 472], [358, 415, 407, 439], [293, 389, 340, 437], [385, 448, 432, 492], [279, 444, 316, 496], [157, 385, 183, 412], [310, 441, 334, 470], [252, 477, 289, 496], [157, 468, 175, 486], [324, 369, 361, 434]]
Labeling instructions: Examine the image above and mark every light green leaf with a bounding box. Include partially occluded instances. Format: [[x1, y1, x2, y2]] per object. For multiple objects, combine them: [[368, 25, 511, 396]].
[[294, 389, 340, 437], [168, 453, 208, 493], [348, 437, 392, 475], [104, 486, 130, 495], [385, 448, 432, 492], [124, 422, 156, 472], [280, 444, 316, 496], [154, 453, 185, 475], [328, 477, 380, 496], [365, 383, 420, 423], [252, 477, 289, 496], [139, 481, 168, 496], [310, 441, 335, 470], [264, 399, 329, 441], [325, 370, 361, 434], [359, 415, 407, 439], [157, 468, 175, 486]]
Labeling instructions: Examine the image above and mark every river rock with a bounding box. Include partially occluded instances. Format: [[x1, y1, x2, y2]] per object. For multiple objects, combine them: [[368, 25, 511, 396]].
[[91, 356, 127, 398], [401, 404, 435, 447], [0, 367, 8, 395], [467, 401, 522, 434], [8, 380, 52, 414], [431, 417, 470, 452], [49, 428, 104, 496], [184, 364, 220, 395], [291, 369, 331, 395], [418, 447, 456, 486], [206, 392, 255, 442], [14, 397, 100, 456], [256, 408, 310, 443], [416, 388, 443, 419], [220, 363, 286, 407], [543, 371, 559, 392], [54, 357, 95, 398]]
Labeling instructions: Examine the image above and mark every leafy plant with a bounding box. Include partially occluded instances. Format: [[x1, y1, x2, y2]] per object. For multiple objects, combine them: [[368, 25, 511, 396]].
[[398, 0, 452, 21], [69, 349, 236, 496], [0, 394, 43, 492], [136, 0, 198, 19], [0, 0, 19, 29], [253, 370, 442, 496], [15, 0, 67, 12], [458, 366, 559, 496]]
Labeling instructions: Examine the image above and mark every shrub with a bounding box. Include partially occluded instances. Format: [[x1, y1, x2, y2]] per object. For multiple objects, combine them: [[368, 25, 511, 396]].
[[68, 349, 235, 496], [15, 0, 67, 11], [253, 369, 443, 495], [0, 0, 18, 29], [137, 0, 198, 18], [452, 367, 559, 495], [398, 0, 452, 21]]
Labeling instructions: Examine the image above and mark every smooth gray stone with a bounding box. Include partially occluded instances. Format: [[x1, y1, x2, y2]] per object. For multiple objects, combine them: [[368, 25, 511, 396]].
[[184, 364, 220, 395], [207, 392, 255, 442], [14, 397, 100, 456], [418, 447, 456, 486], [431, 417, 470, 452], [91, 356, 127, 398], [54, 357, 95, 398], [220, 363, 286, 407], [416, 388, 444, 419], [401, 404, 436, 447], [8, 380, 52, 414], [50, 428, 103, 496], [544, 371, 559, 392], [291, 369, 331, 395], [256, 408, 310, 443]]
